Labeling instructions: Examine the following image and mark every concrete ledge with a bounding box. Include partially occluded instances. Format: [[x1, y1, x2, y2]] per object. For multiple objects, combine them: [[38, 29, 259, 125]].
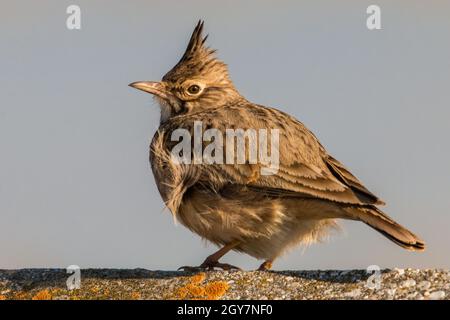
[[0, 268, 448, 300]]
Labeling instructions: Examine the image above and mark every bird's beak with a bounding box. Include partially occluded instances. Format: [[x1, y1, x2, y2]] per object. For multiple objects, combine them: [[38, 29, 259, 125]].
[[129, 81, 171, 100]]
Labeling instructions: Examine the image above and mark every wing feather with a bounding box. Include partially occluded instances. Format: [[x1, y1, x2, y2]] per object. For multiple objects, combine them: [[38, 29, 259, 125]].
[[157, 103, 383, 206]]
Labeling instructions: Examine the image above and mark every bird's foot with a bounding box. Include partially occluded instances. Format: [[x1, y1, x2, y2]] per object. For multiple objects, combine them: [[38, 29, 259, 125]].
[[178, 259, 241, 272], [257, 260, 273, 271]]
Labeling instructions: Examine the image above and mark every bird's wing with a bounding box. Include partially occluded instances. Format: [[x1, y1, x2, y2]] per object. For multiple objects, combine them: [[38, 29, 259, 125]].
[[161, 103, 383, 206], [324, 155, 385, 205]]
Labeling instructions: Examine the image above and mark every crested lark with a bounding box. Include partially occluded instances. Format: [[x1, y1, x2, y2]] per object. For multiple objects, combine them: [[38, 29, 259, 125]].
[[130, 21, 425, 271]]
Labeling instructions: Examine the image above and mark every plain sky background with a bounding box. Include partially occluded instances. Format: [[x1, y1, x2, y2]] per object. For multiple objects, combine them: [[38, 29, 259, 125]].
[[1, 0, 449, 270]]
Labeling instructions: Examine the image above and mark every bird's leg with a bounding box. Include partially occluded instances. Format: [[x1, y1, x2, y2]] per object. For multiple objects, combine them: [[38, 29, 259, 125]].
[[178, 241, 241, 271], [257, 260, 273, 271], [199, 242, 240, 270]]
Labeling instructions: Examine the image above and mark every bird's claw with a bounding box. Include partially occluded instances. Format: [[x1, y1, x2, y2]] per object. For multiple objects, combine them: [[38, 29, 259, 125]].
[[207, 262, 241, 271], [178, 261, 241, 272], [177, 265, 205, 272], [257, 260, 273, 271]]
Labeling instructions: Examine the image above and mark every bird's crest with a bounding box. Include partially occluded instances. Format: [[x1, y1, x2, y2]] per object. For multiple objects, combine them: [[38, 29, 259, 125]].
[[179, 20, 214, 63], [163, 20, 230, 84]]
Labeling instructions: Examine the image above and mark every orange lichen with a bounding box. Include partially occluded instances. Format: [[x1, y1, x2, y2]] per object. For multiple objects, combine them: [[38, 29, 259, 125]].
[[14, 292, 27, 300], [130, 292, 141, 300], [90, 286, 100, 294], [190, 272, 206, 284], [175, 273, 230, 300], [32, 289, 52, 300], [0, 295, 6, 300], [204, 281, 229, 300], [185, 283, 205, 297], [176, 287, 189, 299]]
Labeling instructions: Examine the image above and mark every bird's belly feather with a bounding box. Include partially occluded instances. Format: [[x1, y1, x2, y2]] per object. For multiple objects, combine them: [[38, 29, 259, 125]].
[[177, 188, 341, 260]]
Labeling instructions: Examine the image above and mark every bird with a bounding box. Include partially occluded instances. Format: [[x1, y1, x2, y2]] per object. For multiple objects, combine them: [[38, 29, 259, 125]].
[[129, 20, 425, 271]]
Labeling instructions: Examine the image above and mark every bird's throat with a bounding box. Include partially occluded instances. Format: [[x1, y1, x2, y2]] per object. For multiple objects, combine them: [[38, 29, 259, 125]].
[[155, 96, 177, 124]]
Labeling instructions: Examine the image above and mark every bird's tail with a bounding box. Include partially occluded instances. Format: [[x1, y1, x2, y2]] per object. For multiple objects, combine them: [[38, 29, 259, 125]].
[[345, 206, 425, 251]]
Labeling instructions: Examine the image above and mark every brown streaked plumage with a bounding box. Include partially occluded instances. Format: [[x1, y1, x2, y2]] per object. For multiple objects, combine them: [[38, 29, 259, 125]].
[[130, 21, 425, 271]]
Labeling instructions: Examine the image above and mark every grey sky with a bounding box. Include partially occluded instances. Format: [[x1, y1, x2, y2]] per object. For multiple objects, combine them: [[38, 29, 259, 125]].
[[1, 0, 449, 270]]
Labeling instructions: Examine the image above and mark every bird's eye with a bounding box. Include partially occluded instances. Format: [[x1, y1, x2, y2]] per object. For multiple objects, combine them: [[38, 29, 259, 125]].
[[187, 84, 201, 95]]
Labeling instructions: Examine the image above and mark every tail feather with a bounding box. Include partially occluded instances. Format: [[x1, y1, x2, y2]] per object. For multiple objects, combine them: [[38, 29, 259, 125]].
[[345, 206, 425, 251]]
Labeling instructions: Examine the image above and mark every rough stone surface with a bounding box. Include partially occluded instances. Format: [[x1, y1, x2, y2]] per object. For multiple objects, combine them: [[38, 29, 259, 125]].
[[0, 268, 448, 300]]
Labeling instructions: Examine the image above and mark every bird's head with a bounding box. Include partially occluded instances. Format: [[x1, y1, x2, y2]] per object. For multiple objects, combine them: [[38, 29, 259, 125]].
[[130, 20, 241, 123]]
